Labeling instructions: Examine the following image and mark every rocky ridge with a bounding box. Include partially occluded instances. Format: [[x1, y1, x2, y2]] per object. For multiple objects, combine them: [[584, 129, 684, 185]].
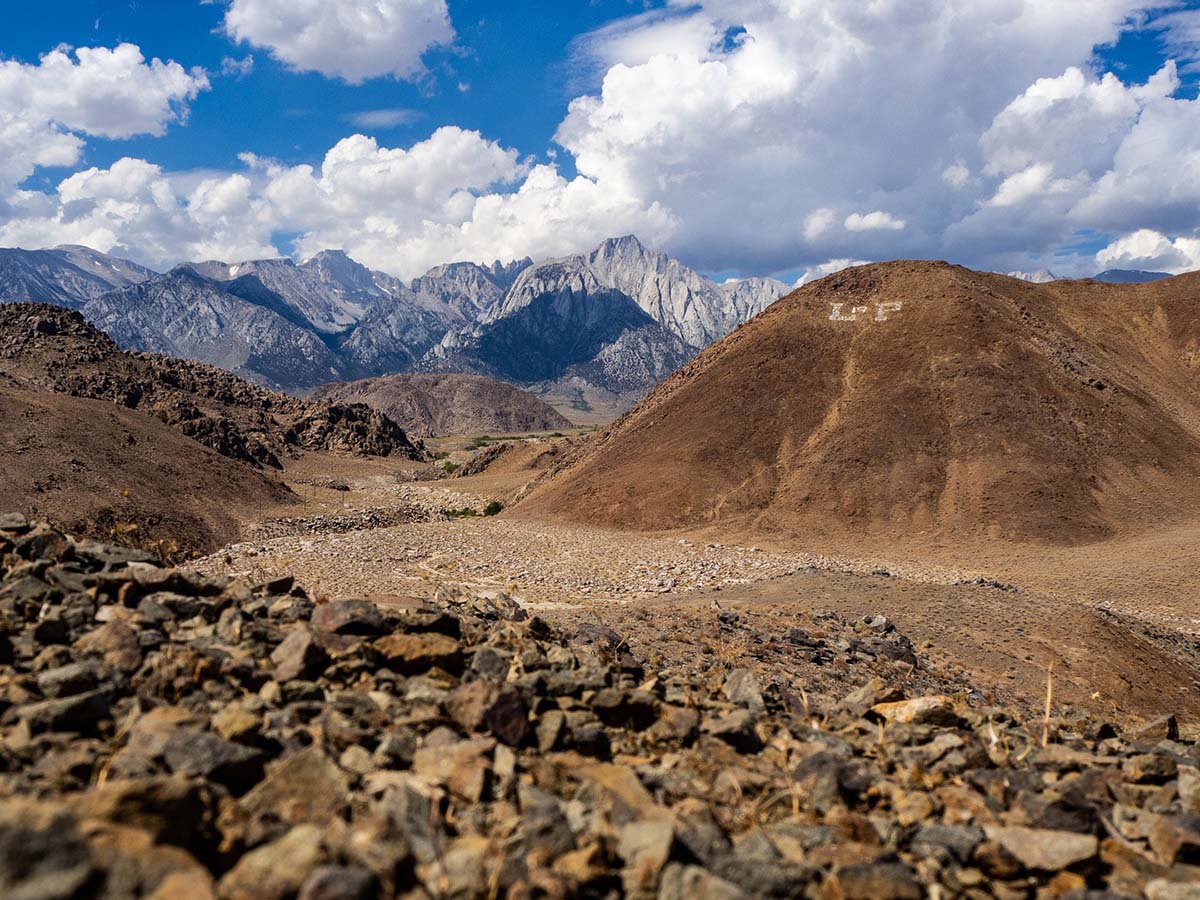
[[0, 303, 427, 468], [0, 245, 153, 309], [1, 516, 1198, 899], [426, 236, 787, 403]]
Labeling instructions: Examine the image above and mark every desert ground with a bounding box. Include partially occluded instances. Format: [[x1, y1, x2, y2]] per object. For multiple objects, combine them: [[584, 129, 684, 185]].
[[192, 436, 1200, 731]]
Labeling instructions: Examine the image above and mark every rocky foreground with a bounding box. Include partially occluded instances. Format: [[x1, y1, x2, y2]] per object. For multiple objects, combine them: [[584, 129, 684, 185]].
[[1, 516, 1198, 899]]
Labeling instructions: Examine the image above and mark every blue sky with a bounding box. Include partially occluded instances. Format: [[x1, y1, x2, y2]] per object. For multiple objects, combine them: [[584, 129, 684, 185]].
[[3, 1, 1200, 282]]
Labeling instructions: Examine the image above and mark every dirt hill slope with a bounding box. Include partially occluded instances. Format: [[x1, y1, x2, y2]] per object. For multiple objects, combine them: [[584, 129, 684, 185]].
[[0, 385, 293, 554], [520, 261, 1200, 545], [0, 304, 426, 468], [311, 372, 574, 437]]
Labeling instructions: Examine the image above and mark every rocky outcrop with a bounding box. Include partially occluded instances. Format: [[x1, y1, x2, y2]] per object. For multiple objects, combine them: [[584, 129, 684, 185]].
[[1, 517, 1197, 899], [0, 303, 426, 467]]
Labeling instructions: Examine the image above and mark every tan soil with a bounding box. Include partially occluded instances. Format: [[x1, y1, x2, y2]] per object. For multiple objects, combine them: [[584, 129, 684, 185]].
[[0, 384, 294, 554], [191, 450, 1200, 728]]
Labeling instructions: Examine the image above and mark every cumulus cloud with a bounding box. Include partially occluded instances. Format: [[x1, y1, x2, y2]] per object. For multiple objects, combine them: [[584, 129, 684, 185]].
[[0, 127, 671, 279], [552, 0, 1172, 273], [0, 44, 208, 188], [1096, 229, 1200, 272], [222, 0, 454, 83], [0, 159, 276, 267]]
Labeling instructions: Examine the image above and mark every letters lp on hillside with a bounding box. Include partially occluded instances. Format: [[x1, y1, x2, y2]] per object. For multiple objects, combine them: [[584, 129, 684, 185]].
[[830, 302, 903, 321]]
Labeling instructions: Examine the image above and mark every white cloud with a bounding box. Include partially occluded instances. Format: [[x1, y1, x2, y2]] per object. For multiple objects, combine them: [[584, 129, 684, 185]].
[[0, 158, 276, 266], [266, 130, 673, 277], [223, 0, 454, 83], [804, 208, 836, 240], [0, 44, 208, 188], [220, 56, 255, 80], [546, 0, 1181, 273], [0, 127, 670, 279], [1096, 229, 1200, 272], [844, 211, 906, 232]]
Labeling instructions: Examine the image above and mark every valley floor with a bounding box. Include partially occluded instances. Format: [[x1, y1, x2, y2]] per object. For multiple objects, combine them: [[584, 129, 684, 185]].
[[192, 446, 1200, 732]]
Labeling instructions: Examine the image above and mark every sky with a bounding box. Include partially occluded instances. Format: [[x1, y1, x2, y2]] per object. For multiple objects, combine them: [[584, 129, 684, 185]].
[[3, 1, 1200, 283]]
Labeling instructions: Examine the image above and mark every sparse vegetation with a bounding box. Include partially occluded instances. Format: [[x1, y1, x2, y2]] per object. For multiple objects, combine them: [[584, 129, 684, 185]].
[[483, 500, 504, 516]]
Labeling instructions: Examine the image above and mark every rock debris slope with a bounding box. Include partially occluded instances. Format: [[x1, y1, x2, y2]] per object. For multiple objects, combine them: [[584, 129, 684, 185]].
[[521, 261, 1200, 545], [311, 372, 574, 437], [1, 517, 1198, 899]]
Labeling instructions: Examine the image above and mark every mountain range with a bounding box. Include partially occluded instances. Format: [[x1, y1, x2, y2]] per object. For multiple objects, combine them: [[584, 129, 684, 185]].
[[1, 239, 1181, 411], [1005, 268, 1172, 284], [0, 237, 788, 408]]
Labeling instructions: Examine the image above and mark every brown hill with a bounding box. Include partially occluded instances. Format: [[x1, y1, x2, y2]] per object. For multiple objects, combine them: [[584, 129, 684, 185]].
[[0, 384, 293, 554], [0, 304, 426, 468], [310, 372, 574, 437], [519, 261, 1200, 545]]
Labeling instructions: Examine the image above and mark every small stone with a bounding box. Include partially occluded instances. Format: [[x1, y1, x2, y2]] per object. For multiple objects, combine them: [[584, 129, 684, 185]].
[[702, 709, 763, 752], [374, 632, 464, 675], [592, 688, 659, 730], [1131, 715, 1180, 742], [413, 737, 495, 802], [311, 599, 384, 636], [270, 627, 330, 682], [0, 512, 30, 532], [72, 776, 212, 848], [161, 729, 264, 795], [1145, 879, 1200, 900], [872, 696, 960, 726], [911, 824, 983, 862], [1149, 814, 1200, 866], [1124, 753, 1178, 783], [723, 668, 765, 714], [484, 684, 529, 746], [838, 678, 905, 716], [218, 824, 328, 900], [74, 620, 142, 672], [36, 661, 101, 699], [17, 689, 111, 734], [239, 747, 350, 841], [985, 826, 1098, 870], [658, 863, 746, 900], [0, 797, 95, 900], [211, 702, 261, 744], [618, 820, 675, 898], [339, 745, 375, 777]]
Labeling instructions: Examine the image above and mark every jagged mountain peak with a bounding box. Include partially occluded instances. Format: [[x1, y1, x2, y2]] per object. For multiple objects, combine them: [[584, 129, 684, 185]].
[[593, 234, 648, 255]]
